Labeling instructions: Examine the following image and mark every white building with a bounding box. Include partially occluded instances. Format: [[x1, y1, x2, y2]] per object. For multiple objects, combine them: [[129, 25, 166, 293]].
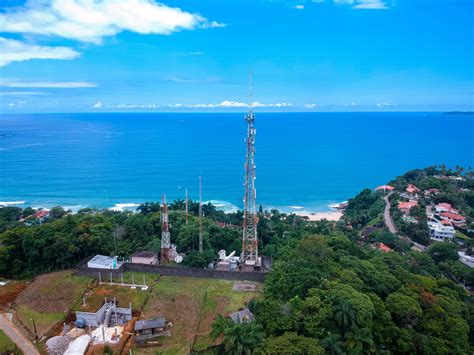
[[435, 203, 458, 214], [87, 255, 120, 269], [458, 251, 474, 268], [130, 251, 158, 265], [428, 221, 455, 241]]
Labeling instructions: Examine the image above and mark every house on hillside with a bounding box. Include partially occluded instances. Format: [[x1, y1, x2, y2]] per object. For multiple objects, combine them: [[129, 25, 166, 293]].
[[439, 212, 466, 227], [424, 188, 440, 197], [398, 201, 418, 215], [130, 251, 158, 265], [458, 251, 474, 268], [428, 220, 455, 241], [375, 185, 395, 192], [435, 203, 459, 214]]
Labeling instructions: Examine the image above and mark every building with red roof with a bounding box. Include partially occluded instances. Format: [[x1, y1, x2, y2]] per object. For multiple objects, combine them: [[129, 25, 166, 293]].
[[398, 201, 418, 215], [375, 185, 395, 192], [440, 211, 466, 226], [376, 242, 393, 253], [435, 203, 459, 214], [406, 184, 420, 194]]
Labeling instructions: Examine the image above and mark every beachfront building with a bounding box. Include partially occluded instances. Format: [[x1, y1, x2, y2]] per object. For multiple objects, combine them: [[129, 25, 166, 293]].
[[439, 212, 466, 227], [398, 201, 418, 215], [130, 251, 158, 265], [87, 255, 121, 269], [435, 203, 459, 214], [428, 220, 455, 241]]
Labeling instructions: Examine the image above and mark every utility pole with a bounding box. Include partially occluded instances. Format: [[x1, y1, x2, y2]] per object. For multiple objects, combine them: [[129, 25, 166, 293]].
[[185, 188, 188, 225], [199, 176, 203, 253]]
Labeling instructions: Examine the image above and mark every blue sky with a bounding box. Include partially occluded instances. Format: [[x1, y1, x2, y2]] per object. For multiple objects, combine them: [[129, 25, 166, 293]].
[[0, 0, 472, 112]]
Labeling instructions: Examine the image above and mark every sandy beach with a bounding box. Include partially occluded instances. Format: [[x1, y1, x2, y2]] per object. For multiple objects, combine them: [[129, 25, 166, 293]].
[[295, 211, 343, 221]]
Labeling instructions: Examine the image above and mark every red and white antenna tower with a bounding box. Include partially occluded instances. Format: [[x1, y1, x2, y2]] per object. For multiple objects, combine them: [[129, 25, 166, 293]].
[[241, 73, 259, 267], [185, 188, 189, 225], [160, 194, 171, 263]]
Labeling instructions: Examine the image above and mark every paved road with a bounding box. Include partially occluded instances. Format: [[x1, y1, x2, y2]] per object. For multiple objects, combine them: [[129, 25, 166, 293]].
[[0, 313, 40, 355], [383, 192, 397, 234]]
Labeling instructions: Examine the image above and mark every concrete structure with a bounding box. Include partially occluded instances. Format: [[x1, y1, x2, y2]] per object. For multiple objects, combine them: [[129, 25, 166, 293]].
[[76, 301, 132, 328], [130, 251, 158, 265], [230, 308, 254, 324], [87, 255, 121, 269], [134, 318, 168, 344], [428, 220, 455, 241], [458, 251, 474, 268]]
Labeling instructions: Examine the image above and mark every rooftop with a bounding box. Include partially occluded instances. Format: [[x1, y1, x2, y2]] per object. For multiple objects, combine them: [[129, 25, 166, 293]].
[[131, 251, 158, 258], [88, 254, 117, 266], [134, 318, 166, 331], [229, 308, 254, 324], [440, 212, 465, 221]]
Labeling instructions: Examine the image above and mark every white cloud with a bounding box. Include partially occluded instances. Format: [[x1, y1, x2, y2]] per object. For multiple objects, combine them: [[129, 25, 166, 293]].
[[106, 101, 293, 109], [376, 102, 393, 107], [0, 0, 225, 44], [304, 103, 319, 108], [0, 37, 80, 66], [353, 0, 388, 9], [2, 81, 96, 88], [293, 5, 305, 9], [93, 101, 103, 108], [0, 91, 46, 96]]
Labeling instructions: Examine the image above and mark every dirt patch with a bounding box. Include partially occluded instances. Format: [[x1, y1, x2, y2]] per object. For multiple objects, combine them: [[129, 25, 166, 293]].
[[233, 282, 259, 292], [16, 271, 89, 314], [0, 281, 28, 311]]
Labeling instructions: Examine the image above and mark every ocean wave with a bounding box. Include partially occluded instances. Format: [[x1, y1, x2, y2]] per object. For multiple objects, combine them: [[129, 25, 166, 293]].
[[0, 200, 26, 206], [109, 203, 141, 212], [289, 205, 304, 209], [205, 200, 239, 213]]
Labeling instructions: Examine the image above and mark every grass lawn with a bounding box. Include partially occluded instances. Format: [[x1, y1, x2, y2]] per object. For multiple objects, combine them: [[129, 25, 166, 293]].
[[138, 276, 261, 354], [0, 330, 16, 350], [456, 230, 470, 240], [14, 270, 92, 337]]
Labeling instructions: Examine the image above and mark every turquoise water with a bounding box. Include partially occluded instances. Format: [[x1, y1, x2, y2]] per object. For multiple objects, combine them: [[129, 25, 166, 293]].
[[0, 112, 472, 212]]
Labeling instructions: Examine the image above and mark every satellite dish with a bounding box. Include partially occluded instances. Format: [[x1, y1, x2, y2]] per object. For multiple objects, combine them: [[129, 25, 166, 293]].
[[175, 255, 183, 263]]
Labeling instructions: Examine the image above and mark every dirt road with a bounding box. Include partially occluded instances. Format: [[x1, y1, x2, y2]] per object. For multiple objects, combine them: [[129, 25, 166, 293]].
[[0, 313, 39, 355]]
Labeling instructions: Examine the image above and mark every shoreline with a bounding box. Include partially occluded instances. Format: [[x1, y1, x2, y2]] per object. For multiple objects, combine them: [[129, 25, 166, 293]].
[[294, 211, 343, 221]]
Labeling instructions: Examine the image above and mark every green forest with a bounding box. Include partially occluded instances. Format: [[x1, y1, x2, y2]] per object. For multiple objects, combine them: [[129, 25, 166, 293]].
[[0, 165, 473, 353]]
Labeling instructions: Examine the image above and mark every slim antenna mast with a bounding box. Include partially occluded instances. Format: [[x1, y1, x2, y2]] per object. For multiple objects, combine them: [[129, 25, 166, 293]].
[[199, 176, 203, 253], [160, 194, 171, 263], [185, 188, 188, 225]]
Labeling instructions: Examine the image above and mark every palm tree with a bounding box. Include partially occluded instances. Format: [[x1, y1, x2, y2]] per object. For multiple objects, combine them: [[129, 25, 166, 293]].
[[344, 326, 374, 354], [333, 301, 356, 332], [321, 333, 345, 355], [210, 314, 233, 341], [222, 322, 264, 355]]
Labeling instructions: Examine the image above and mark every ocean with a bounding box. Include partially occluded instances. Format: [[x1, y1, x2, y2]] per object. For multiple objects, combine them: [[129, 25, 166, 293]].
[[0, 112, 472, 213]]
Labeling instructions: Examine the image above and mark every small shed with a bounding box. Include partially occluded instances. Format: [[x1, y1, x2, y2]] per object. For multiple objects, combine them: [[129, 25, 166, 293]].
[[229, 308, 254, 324], [130, 251, 158, 265], [87, 255, 119, 269], [134, 318, 168, 344]]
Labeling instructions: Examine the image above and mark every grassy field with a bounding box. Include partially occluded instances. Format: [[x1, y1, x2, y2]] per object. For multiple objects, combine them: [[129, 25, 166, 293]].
[[0, 329, 16, 351], [138, 276, 261, 354], [14, 270, 92, 337]]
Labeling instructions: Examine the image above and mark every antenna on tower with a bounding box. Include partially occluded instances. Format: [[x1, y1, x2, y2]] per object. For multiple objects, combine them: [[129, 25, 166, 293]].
[[160, 194, 171, 264], [199, 176, 203, 253], [241, 72, 259, 269]]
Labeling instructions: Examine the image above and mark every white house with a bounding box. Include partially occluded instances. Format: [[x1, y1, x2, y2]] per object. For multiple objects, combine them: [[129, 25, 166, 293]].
[[428, 221, 456, 241], [435, 203, 459, 214], [458, 251, 474, 268], [87, 254, 120, 269]]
